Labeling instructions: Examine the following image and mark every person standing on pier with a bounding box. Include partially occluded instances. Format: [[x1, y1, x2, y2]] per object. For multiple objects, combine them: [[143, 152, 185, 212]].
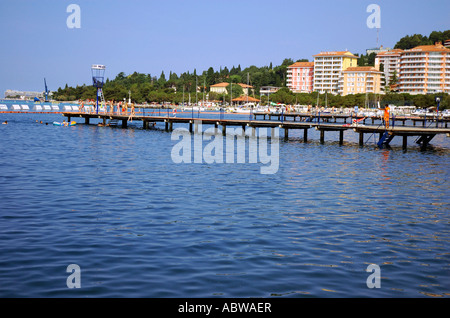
[[384, 104, 390, 129]]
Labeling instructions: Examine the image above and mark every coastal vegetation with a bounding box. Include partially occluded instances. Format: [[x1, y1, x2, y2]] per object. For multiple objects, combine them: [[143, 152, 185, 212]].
[[52, 30, 450, 109], [394, 30, 450, 50]]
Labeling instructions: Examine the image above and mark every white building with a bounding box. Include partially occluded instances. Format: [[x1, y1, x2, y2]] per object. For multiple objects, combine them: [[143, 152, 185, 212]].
[[312, 51, 358, 94], [375, 49, 403, 86], [210, 82, 253, 95], [259, 86, 281, 96]]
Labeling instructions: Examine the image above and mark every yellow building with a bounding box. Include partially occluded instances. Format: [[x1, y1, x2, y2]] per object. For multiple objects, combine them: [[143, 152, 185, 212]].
[[338, 66, 383, 96], [313, 51, 358, 94]]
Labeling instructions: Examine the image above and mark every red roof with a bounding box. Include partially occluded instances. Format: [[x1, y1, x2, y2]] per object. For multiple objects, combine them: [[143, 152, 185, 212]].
[[288, 62, 314, 68], [343, 66, 382, 73], [376, 49, 404, 56], [232, 96, 260, 102], [210, 82, 253, 88], [407, 42, 450, 53]]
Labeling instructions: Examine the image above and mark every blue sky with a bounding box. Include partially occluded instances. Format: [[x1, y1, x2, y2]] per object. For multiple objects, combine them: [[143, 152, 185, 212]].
[[0, 0, 449, 94]]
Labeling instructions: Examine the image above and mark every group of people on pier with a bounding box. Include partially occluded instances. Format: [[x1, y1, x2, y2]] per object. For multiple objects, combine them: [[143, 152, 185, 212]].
[[78, 99, 136, 117]]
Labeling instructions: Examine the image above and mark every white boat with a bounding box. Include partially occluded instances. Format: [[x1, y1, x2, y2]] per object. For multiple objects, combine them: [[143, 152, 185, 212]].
[[230, 108, 251, 114], [183, 106, 205, 112], [412, 109, 435, 117]]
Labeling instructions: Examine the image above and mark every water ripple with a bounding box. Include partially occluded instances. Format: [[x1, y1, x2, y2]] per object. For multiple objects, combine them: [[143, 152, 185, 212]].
[[0, 113, 449, 297]]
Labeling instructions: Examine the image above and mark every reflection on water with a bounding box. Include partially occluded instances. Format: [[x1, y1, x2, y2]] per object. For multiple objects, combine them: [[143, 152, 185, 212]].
[[0, 113, 449, 297]]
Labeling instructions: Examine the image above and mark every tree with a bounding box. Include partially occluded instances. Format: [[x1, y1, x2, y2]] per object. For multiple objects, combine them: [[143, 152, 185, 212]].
[[389, 70, 398, 86], [226, 83, 243, 98], [158, 71, 166, 85], [269, 87, 294, 104]]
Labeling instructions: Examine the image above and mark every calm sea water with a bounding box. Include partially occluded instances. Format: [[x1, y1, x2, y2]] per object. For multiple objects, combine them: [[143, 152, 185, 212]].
[[0, 106, 449, 298]]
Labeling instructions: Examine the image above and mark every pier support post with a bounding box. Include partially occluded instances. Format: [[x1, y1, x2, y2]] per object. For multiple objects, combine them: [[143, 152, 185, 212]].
[[303, 128, 308, 143], [402, 135, 408, 152], [420, 139, 427, 151], [143, 121, 148, 129], [359, 132, 364, 147], [284, 127, 289, 141], [122, 120, 127, 128], [222, 125, 226, 136], [251, 126, 256, 138], [189, 121, 193, 133], [194, 121, 199, 134], [339, 130, 344, 145], [103, 118, 106, 126], [85, 117, 90, 124], [320, 130, 325, 144], [214, 123, 218, 134], [169, 121, 173, 132], [165, 121, 169, 132]]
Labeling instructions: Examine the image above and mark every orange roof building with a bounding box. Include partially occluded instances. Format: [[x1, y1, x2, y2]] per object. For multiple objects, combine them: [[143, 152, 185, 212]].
[[287, 62, 314, 93], [210, 82, 254, 95], [339, 66, 383, 96], [398, 42, 450, 94]]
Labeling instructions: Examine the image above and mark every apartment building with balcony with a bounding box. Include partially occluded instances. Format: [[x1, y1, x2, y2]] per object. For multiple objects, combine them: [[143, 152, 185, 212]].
[[375, 49, 404, 85], [338, 66, 383, 96], [398, 42, 450, 94], [313, 51, 358, 94], [286, 62, 314, 93]]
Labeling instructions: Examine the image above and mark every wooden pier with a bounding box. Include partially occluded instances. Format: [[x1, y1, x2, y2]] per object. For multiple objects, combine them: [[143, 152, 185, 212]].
[[62, 111, 450, 151], [253, 111, 450, 128]]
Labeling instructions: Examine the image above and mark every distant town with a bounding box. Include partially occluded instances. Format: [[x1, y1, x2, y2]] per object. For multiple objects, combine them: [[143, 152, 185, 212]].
[[5, 35, 450, 109]]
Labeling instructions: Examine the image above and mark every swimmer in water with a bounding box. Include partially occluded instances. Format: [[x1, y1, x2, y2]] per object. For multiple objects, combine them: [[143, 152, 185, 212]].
[[2, 120, 7, 124]]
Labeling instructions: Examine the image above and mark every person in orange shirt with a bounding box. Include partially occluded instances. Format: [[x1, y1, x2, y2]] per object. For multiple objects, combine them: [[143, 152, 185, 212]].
[[383, 104, 390, 128]]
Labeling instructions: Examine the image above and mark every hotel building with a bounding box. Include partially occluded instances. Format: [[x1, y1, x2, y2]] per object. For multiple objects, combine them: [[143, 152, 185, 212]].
[[313, 51, 358, 94], [338, 66, 383, 96], [375, 49, 404, 85], [286, 62, 314, 93], [397, 42, 450, 94]]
